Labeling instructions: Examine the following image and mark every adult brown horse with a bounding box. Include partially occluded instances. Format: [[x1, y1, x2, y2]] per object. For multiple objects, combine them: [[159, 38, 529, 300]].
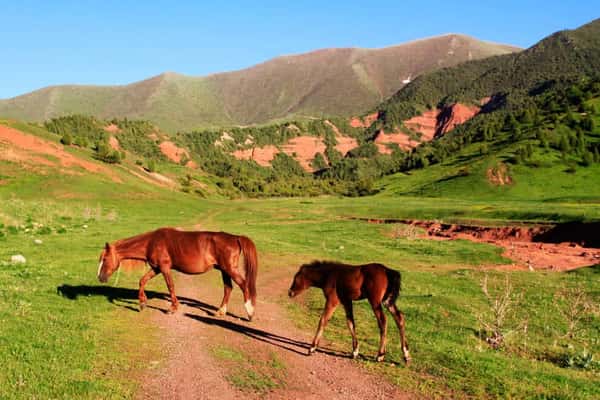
[[288, 260, 410, 364], [97, 228, 258, 320]]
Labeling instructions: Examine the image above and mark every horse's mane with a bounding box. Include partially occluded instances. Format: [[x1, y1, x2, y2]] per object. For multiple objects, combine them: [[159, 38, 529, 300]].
[[113, 229, 162, 252]]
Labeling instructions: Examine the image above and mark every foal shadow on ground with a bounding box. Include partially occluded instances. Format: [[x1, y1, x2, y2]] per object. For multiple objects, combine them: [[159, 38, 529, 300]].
[[185, 313, 348, 359]]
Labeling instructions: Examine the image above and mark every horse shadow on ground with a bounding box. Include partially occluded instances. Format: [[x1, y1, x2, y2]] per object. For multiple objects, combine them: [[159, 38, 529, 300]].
[[56, 284, 350, 359], [56, 284, 242, 318]]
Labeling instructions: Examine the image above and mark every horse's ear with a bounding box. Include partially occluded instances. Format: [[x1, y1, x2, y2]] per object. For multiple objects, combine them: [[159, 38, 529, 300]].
[[105, 242, 110, 251]]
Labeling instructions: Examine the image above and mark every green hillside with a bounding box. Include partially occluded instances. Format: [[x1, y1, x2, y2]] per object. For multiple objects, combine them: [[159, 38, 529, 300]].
[[373, 18, 600, 130], [0, 35, 518, 132]]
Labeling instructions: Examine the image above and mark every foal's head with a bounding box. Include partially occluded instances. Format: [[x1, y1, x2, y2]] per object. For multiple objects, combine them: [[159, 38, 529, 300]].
[[288, 263, 320, 298], [97, 242, 120, 283]]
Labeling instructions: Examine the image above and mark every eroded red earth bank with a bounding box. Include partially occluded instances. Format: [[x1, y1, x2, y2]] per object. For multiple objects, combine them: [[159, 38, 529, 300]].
[[365, 219, 600, 271]]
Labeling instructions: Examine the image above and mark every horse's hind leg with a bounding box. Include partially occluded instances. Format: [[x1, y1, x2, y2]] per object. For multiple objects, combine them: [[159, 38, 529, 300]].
[[138, 267, 158, 311], [342, 300, 359, 358], [227, 269, 254, 321], [371, 302, 387, 362], [309, 296, 339, 355], [387, 303, 411, 364], [216, 270, 233, 317]]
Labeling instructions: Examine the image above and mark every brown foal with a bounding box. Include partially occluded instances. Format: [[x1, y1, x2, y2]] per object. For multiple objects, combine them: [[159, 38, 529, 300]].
[[288, 260, 410, 364]]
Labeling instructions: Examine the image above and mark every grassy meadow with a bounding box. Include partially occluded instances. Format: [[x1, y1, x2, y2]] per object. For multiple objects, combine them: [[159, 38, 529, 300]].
[[0, 143, 599, 399]]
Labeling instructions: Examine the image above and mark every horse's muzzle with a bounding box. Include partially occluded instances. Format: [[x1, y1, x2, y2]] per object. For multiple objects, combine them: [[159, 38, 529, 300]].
[[288, 289, 295, 298], [98, 274, 108, 283]]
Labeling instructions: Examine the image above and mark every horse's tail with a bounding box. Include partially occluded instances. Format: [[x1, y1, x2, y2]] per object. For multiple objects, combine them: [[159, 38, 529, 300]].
[[238, 235, 258, 306], [383, 268, 402, 307]]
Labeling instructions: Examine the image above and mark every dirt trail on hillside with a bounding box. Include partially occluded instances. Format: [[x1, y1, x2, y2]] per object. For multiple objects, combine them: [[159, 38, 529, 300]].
[[136, 265, 414, 400]]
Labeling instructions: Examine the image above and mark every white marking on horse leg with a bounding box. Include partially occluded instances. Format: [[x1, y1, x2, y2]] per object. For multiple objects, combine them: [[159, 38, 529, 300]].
[[97, 260, 104, 279], [352, 344, 360, 358], [403, 347, 412, 363], [244, 300, 254, 317]]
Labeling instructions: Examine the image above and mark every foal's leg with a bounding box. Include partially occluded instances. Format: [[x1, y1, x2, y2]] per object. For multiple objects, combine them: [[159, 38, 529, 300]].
[[371, 301, 388, 362], [216, 270, 233, 317], [342, 300, 359, 358], [386, 303, 411, 364], [309, 296, 339, 355], [138, 267, 158, 311], [161, 265, 179, 314]]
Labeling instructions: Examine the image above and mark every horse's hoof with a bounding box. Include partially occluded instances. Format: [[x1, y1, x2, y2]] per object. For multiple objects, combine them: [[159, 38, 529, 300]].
[[139, 303, 146, 312], [352, 350, 359, 359], [167, 307, 177, 314], [376, 354, 385, 362], [215, 308, 226, 317], [308, 347, 316, 355], [404, 356, 412, 366]]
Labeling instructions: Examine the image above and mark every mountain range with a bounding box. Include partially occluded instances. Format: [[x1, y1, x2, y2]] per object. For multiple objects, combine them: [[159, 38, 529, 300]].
[[0, 34, 518, 132]]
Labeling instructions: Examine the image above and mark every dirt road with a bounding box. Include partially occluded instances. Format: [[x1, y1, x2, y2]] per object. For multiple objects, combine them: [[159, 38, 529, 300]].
[[135, 264, 413, 399]]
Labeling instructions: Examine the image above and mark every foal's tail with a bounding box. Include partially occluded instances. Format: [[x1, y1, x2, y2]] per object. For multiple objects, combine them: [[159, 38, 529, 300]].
[[383, 268, 402, 307], [238, 236, 258, 306]]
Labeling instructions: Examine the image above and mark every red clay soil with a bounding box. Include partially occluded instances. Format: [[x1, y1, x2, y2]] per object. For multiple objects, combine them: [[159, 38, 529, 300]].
[[135, 263, 413, 400], [373, 130, 419, 154], [486, 164, 512, 185], [404, 220, 600, 271], [0, 124, 122, 182], [436, 103, 480, 136], [402, 103, 480, 142], [281, 136, 327, 171], [108, 136, 121, 151], [403, 109, 440, 141], [104, 124, 121, 134], [350, 112, 379, 128], [233, 136, 328, 172], [159, 141, 190, 164], [323, 120, 359, 156], [334, 135, 359, 156], [233, 146, 279, 167], [185, 160, 198, 169]]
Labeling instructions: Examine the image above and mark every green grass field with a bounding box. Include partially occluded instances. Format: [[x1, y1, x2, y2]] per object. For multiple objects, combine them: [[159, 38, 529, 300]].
[[0, 133, 599, 398]]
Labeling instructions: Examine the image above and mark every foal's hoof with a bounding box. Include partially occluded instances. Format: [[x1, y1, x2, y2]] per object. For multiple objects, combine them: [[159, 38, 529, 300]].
[[352, 350, 359, 359], [308, 346, 316, 355], [167, 307, 178, 314], [376, 354, 385, 362], [139, 303, 146, 312]]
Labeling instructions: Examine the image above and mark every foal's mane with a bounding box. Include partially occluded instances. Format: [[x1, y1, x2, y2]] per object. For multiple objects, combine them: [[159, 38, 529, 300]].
[[302, 260, 354, 271]]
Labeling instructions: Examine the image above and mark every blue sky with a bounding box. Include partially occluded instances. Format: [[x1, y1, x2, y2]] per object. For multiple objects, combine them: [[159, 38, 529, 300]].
[[1, 1, 598, 99]]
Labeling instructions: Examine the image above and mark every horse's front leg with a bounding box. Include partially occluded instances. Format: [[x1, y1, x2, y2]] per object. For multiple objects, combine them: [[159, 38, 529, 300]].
[[309, 295, 339, 355], [138, 267, 158, 311], [161, 265, 179, 314], [342, 300, 359, 358]]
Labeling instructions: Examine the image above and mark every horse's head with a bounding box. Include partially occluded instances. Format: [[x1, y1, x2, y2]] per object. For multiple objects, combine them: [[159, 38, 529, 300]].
[[288, 265, 311, 298], [97, 242, 119, 283]]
